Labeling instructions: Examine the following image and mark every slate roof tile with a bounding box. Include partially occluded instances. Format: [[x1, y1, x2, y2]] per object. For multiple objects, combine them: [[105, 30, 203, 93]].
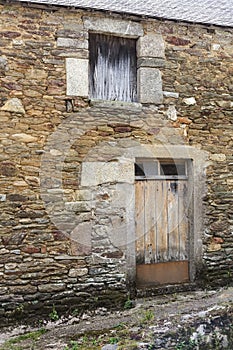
[[16, 0, 233, 27]]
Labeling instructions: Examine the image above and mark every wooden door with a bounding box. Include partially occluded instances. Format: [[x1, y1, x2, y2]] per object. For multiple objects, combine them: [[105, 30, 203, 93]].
[[135, 179, 189, 287]]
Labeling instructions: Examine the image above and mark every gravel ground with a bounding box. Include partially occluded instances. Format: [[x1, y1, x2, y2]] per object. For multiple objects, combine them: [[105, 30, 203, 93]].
[[0, 287, 232, 349]]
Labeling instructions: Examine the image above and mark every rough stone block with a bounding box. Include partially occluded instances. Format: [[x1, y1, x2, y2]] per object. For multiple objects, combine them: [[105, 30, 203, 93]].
[[90, 99, 142, 111], [26, 68, 47, 79], [38, 283, 66, 293], [210, 154, 226, 162], [137, 34, 165, 58], [183, 97, 196, 105], [0, 162, 17, 177], [84, 17, 143, 37], [75, 189, 93, 201], [57, 24, 85, 36], [65, 201, 92, 212], [81, 161, 134, 186], [137, 57, 165, 68], [57, 37, 88, 49], [11, 133, 37, 143], [102, 344, 118, 350], [163, 91, 179, 98], [1, 98, 25, 114], [138, 68, 163, 104], [0, 56, 8, 71], [0, 194, 6, 202], [69, 268, 88, 277], [216, 100, 233, 108], [166, 105, 177, 121], [66, 58, 88, 96], [70, 222, 92, 255]]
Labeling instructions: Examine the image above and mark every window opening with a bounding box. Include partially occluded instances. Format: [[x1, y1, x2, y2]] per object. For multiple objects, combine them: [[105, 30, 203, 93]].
[[134, 161, 158, 178], [160, 160, 186, 176], [89, 33, 137, 102], [135, 159, 187, 180]]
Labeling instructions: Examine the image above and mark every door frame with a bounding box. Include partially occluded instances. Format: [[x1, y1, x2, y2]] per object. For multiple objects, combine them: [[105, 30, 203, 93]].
[[125, 145, 208, 291], [135, 158, 191, 287]]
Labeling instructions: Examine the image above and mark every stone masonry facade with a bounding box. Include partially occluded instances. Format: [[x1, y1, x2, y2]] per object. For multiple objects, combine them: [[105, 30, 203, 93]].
[[0, 1, 232, 323]]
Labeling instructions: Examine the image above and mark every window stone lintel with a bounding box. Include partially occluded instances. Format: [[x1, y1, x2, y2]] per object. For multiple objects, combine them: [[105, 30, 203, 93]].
[[84, 16, 143, 38]]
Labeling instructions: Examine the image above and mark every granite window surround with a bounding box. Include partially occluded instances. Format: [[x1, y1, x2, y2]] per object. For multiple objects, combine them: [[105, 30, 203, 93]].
[[64, 16, 165, 105]]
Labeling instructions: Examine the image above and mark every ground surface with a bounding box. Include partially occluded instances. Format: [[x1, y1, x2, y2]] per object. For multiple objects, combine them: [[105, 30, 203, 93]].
[[0, 287, 232, 349]]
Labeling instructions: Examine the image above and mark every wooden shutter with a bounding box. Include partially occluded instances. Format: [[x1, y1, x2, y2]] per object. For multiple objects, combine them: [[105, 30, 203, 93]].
[[89, 33, 137, 102]]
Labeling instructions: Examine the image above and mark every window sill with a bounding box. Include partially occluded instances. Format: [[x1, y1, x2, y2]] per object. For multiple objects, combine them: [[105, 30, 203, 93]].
[[89, 99, 142, 111], [135, 176, 188, 181]]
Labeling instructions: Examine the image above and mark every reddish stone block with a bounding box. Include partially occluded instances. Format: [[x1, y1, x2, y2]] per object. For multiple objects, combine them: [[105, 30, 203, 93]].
[[147, 128, 160, 135], [114, 126, 132, 133], [0, 162, 17, 177], [166, 36, 190, 46], [40, 245, 47, 254], [22, 245, 40, 254], [213, 237, 224, 244], [53, 231, 68, 241], [1, 31, 21, 38], [178, 117, 192, 124]]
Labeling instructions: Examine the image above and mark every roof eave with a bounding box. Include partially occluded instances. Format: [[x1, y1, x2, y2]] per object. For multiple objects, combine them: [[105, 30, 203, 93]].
[[6, 0, 233, 29]]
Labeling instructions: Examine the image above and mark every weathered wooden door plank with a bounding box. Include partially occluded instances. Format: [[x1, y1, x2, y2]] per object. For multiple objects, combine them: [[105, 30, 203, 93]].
[[144, 181, 156, 264], [167, 181, 180, 261], [178, 181, 189, 260], [135, 181, 145, 264], [156, 181, 168, 262]]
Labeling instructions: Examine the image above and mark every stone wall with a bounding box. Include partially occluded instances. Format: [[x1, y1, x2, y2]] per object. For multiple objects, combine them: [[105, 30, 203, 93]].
[[0, 1, 232, 323]]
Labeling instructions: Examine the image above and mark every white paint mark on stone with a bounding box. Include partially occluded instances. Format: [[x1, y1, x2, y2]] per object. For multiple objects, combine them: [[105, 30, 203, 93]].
[[166, 105, 177, 121], [183, 97, 196, 105], [212, 43, 221, 51], [0, 194, 6, 202], [163, 91, 179, 98]]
